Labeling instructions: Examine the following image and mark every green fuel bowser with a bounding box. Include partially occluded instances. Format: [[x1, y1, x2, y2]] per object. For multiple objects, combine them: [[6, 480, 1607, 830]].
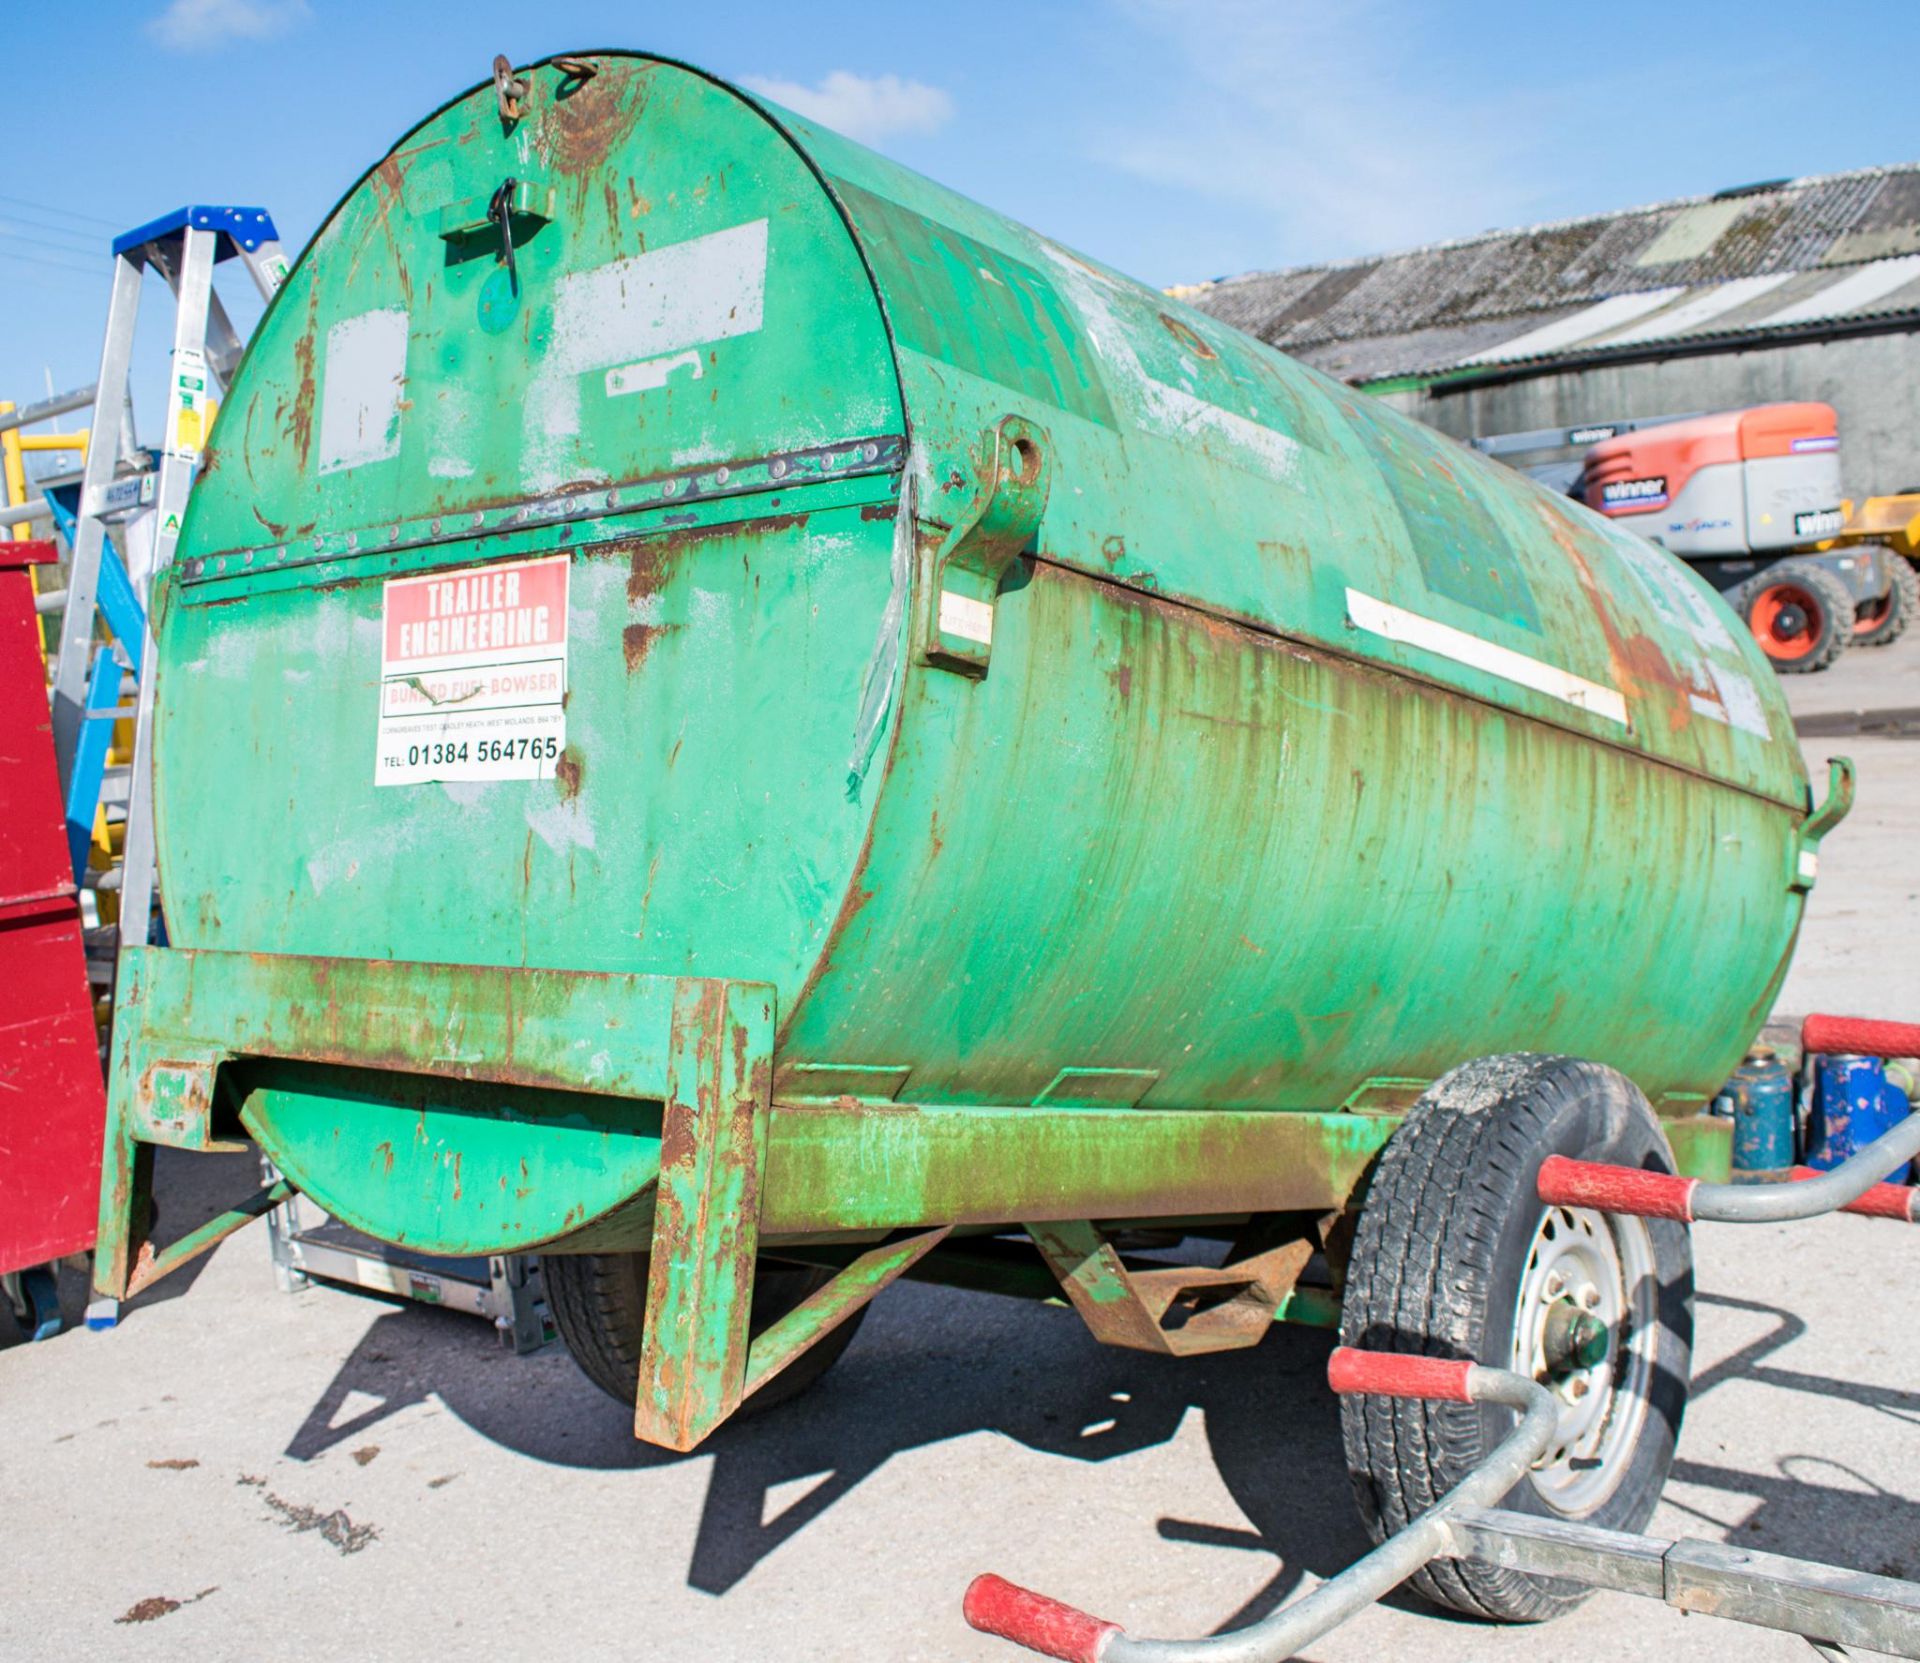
[[96, 51, 1851, 1621]]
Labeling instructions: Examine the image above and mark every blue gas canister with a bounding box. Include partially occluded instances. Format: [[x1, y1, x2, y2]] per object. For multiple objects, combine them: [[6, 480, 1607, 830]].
[[1727, 1045, 1794, 1182], [1809, 1053, 1909, 1181]]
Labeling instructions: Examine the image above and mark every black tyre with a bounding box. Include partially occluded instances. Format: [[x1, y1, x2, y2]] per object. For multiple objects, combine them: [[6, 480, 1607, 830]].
[[1733, 559, 1852, 673], [1854, 554, 1918, 648], [1339, 1054, 1692, 1622], [544, 1252, 868, 1416]]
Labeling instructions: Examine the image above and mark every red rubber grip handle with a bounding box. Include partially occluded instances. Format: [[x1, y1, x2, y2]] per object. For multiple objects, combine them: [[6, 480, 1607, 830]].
[[1327, 1346, 1474, 1402], [1537, 1155, 1697, 1221], [963, 1575, 1121, 1662], [1791, 1166, 1919, 1221], [1802, 1013, 1920, 1058]]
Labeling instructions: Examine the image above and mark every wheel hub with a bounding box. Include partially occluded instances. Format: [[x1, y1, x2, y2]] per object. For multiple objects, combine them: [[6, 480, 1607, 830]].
[[1510, 1202, 1658, 1516]]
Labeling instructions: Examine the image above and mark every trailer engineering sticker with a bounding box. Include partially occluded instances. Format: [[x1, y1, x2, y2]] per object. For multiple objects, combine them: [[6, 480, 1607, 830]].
[[376, 554, 569, 786]]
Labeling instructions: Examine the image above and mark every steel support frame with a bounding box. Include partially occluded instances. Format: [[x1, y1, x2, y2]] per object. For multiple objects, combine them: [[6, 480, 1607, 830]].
[[1448, 1506, 1920, 1656], [1026, 1216, 1320, 1356], [633, 979, 776, 1449], [93, 947, 1483, 1449]]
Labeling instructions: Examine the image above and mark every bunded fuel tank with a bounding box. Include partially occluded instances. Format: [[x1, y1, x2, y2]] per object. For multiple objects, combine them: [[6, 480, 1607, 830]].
[[156, 52, 1819, 1175]]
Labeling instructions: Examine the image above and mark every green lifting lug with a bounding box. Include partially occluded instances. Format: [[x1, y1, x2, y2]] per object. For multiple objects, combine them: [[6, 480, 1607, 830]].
[[1792, 755, 1854, 891], [916, 414, 1051, 676]]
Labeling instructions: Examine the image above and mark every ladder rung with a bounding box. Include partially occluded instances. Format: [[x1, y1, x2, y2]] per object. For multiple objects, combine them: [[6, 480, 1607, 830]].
[[0, 385, 96, 436]]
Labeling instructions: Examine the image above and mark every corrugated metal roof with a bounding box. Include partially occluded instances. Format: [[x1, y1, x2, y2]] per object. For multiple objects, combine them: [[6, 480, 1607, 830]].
[[1186, 163, 1920, 383]]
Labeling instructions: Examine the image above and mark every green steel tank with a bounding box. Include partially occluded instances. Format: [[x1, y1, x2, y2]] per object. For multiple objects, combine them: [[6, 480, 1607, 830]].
[[97, 51, 1851, 1620]]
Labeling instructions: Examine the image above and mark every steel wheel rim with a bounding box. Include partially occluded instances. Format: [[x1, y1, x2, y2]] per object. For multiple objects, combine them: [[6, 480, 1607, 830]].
[[1509, 1201, 1657, 1516], [1752, 583, 1822, 658]]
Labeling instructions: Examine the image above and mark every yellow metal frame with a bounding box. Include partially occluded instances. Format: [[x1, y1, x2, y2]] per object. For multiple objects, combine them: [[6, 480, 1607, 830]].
[[1820, 493, 1920, 561], [1, 399, 90, 657]]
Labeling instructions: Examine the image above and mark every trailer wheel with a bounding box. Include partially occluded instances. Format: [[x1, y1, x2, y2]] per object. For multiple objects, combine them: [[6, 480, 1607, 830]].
[[1853, 554, 1918, 647], [1734, 560, 1852, 671], [1339, 1054, 1692, 1622], [544, 1253, 868, 1416]]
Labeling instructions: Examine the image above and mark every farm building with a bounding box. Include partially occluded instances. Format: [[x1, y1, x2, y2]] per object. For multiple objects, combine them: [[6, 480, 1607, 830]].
[[1184, 165, 1920, 494]]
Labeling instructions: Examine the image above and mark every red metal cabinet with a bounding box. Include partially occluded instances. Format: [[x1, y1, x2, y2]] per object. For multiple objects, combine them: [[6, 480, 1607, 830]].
[[0, 539, 103, 1274]]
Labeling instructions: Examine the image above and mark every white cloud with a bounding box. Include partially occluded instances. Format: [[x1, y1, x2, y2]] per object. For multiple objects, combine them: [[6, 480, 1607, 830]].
[[1099, 0, 1543, 264], [147, 0, 310, 52], [740, 70, 954, 144]]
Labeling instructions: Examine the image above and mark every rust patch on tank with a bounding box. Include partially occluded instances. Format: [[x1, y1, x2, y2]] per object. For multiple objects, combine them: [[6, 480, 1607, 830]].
[[623, 622, 671, 671], [1158, 312, 1218, 359], [367, 154, 415, 305], [624, 514, 806, 605], [546, 59, 648, 175], [555, 747, 586, 800], [1535, 498, 1689, 724], [289, 286, 320, 475]]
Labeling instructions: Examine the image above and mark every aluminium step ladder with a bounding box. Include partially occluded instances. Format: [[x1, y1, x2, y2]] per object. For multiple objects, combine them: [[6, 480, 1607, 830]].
[[48, 206, 289, 955]]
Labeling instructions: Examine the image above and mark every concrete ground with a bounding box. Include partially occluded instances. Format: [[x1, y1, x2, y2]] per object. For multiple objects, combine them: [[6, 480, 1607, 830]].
[[4, 636, 1918, 1663]]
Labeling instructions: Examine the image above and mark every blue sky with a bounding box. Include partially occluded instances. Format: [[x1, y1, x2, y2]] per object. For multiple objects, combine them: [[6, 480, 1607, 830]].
[[3, 0, 1916, 439]]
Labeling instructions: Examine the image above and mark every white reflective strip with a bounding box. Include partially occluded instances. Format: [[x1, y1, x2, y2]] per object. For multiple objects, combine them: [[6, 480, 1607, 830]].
[[1346, 588, 1628, 726], [938, 589, 994, 645], [1758, 254, 1920, 328], [1460, 290, 1684, 366], [1601, 274, 1794, 346]]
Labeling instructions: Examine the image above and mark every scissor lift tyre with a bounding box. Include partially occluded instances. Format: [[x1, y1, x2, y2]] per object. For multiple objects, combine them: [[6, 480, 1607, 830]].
[[1734, 559, 1853, 672], [1854, 554, 1918, 648], [545, 1252, 868, 1416], [1339, 1054, 1693, 1621]]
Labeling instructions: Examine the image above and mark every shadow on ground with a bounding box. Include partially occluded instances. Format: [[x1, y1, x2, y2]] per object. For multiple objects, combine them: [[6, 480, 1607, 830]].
[[281, 1268, 1371, 1617], [1676, 1290, 1920, 1578], [1, 1147, 262, 1350], [278, 1274, 1920, 1626]]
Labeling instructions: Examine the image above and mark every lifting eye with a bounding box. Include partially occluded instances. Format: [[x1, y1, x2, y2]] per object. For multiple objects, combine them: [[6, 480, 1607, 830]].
[[493, 54, 530, 124]]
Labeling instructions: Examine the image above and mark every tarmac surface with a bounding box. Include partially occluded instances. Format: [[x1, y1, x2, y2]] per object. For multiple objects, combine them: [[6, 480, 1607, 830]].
[[5, 634, 1919, 1663]]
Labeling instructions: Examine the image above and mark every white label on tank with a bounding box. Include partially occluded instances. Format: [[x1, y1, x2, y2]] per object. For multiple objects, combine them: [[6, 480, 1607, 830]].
[[318, 307, 409, 475], [606, 348, 705, 398], [1346, 588, 1629, 727], [1705, 660, 1771, 740], [938, 589, 995, 645], [375, 554, 570, 785], [553, 218, 768, 381]]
